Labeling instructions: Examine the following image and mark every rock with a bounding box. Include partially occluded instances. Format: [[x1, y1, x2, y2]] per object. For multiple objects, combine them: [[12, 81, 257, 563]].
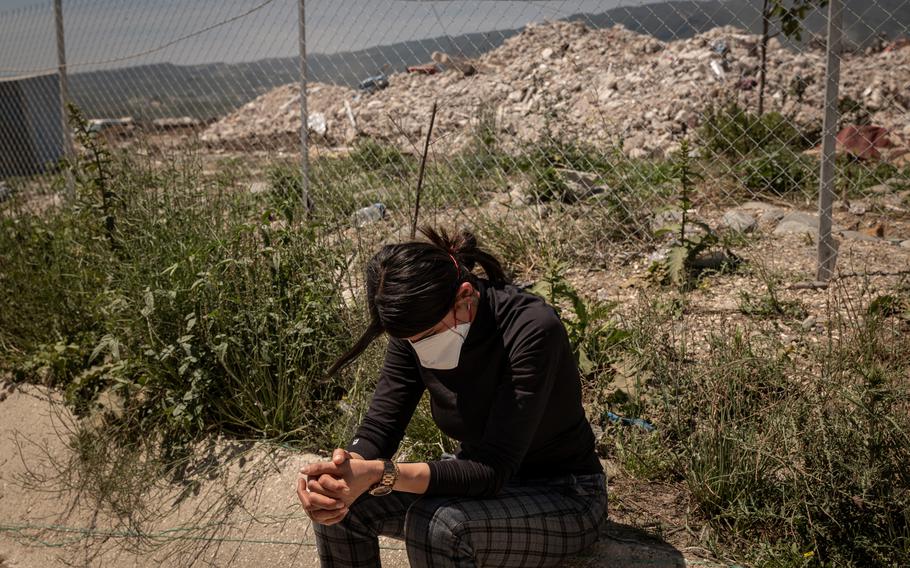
[[541, 47, 555, 59], [848, 201, 868, 215], [721, 210, 757, 233], [556, 169, 605, 202], [839, 230, 880, 242], [774, 211, 819, 235], [800, 316, 817, 330], [901, 240, 910, 249], [508, 184, 532, 206], [867, 184, 893, 194], [623, 134, 646, 152], [690, 250, 734, 270], [650, 209, 683, 233], [307, 112, 327, 137], [760, 209, 787, 223], [249, 181, 269, 194], [740, 201, 785, 212], [0, 181, 11, 202], [739, 201, 786, 223]]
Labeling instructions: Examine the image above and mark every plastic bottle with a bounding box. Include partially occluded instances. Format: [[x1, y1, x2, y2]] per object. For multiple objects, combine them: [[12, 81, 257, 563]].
[[352, 203, 387, 227]]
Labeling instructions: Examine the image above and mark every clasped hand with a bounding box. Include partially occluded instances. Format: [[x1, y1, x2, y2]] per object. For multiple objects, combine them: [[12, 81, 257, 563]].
[[296, 448, 376, 526]]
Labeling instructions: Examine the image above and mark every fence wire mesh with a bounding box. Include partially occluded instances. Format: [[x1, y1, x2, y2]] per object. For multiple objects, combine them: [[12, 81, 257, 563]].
[[1, 0, 909, 264], [4, 4, 910, 564]]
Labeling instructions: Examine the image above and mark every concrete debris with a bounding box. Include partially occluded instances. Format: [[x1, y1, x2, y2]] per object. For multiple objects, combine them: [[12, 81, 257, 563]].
[[773, 211, 820, 235], [152, 116, 201, 129], [308, 112, 327, 138], [88, 117, 134, 132], [201, 20, 910, 158], [721, 209, 757, 233], [848, 201, 868, 215], [201, 83, 357, 147], [431, 52, 477, 76], [867, 183, 894, 194]]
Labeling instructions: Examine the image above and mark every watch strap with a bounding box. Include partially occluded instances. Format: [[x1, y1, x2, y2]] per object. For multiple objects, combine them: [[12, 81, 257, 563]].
[[368, 459, 399, 495]]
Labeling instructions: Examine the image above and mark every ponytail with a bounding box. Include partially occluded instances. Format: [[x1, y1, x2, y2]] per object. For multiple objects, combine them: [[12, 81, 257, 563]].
[[325, 318, 383, 377], [419, 226, 508, 287]]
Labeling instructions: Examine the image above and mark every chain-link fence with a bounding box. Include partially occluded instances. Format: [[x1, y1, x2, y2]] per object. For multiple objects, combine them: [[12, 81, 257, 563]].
[[1, 0, 909, 274]]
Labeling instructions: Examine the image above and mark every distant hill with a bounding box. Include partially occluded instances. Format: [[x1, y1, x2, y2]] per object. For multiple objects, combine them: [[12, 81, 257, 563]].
[[69, 0, 910, 121]]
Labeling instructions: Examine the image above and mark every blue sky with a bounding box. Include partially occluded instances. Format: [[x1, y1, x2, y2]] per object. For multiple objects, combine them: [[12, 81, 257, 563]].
[[0, 0, 632, 76]]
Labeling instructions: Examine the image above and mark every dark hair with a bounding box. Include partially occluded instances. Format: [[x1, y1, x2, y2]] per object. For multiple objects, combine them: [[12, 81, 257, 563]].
[[326, 226, 508, 376]]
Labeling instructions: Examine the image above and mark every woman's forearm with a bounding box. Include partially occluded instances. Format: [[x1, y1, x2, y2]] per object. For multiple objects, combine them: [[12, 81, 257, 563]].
[[394, 462, 431, 494], [351, 458, 431, 495]]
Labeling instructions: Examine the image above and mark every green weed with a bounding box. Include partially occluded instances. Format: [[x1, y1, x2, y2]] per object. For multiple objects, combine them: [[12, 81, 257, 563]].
[[528, 263, 628, 376], [699, 101, 813, 158], [649, 140, 740, 289], [738, 146, 816, 195]]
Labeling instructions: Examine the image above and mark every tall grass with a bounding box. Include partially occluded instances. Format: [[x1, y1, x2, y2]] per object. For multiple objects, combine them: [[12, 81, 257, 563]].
[[612, 289, 910, 566], [2, 132, 353, 451]]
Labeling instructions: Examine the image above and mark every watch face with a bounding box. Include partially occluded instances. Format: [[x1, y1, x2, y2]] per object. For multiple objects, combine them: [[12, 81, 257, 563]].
[[369, 485, 393, 496]]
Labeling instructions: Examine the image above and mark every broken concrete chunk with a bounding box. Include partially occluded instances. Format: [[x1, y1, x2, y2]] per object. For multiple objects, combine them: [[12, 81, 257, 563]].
[[721, 210, 757, 233], [774, 212, 819, 235]]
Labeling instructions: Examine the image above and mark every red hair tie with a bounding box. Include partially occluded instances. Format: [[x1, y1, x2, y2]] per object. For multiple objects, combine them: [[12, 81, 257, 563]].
[[448, 253, 460, 277]]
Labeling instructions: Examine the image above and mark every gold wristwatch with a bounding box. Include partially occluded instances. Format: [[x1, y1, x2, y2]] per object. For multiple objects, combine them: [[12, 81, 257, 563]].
[[368, 459, 399, 496]]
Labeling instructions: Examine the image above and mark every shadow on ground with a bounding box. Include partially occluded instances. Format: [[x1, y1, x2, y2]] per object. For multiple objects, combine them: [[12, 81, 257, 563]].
[[568, 521, 688, 567]]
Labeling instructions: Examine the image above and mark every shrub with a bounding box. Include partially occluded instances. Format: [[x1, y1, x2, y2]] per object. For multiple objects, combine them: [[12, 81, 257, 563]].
[[528, 262, 628, 376], [738, 146, 816, 195], [515, 138, 613, 178], [349, 137, 413, 178], [838, 155, 903, 198], [2, 141, 355, 450], [699, 102, 813, 158]]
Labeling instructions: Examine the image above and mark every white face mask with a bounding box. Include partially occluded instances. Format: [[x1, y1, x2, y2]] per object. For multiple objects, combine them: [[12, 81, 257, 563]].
[[408, 322, 471, 370]]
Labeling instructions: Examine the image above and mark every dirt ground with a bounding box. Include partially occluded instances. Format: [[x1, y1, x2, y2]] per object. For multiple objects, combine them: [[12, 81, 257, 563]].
[[564, 201, 910, 341], [0, 383, 727, 568]]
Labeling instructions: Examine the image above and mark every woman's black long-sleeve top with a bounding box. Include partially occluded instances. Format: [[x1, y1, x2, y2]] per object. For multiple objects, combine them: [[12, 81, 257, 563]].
[[345, 279, 603, 497]]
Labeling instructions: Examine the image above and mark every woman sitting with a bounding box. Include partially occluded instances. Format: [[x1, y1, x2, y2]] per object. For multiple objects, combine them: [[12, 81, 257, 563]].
[[297, 227, 606, 567]]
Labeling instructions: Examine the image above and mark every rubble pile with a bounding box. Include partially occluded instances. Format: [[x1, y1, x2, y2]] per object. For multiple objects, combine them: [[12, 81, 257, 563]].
[[201, 20, 910, 158], [201, 83, 359, 147]]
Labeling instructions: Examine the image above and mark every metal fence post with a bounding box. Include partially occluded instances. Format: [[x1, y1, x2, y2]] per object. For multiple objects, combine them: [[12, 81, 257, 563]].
[[297, 0, 311, 214], [817, 0, 843, 282], [54, 0, 75, 202]]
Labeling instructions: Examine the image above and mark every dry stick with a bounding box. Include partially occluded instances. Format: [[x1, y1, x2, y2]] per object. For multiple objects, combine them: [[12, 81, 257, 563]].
[[411, 101, 438, 240]]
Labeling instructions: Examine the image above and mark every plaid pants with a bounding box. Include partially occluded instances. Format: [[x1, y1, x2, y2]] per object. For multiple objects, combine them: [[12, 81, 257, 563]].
[[314, 473, 607, 568]]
